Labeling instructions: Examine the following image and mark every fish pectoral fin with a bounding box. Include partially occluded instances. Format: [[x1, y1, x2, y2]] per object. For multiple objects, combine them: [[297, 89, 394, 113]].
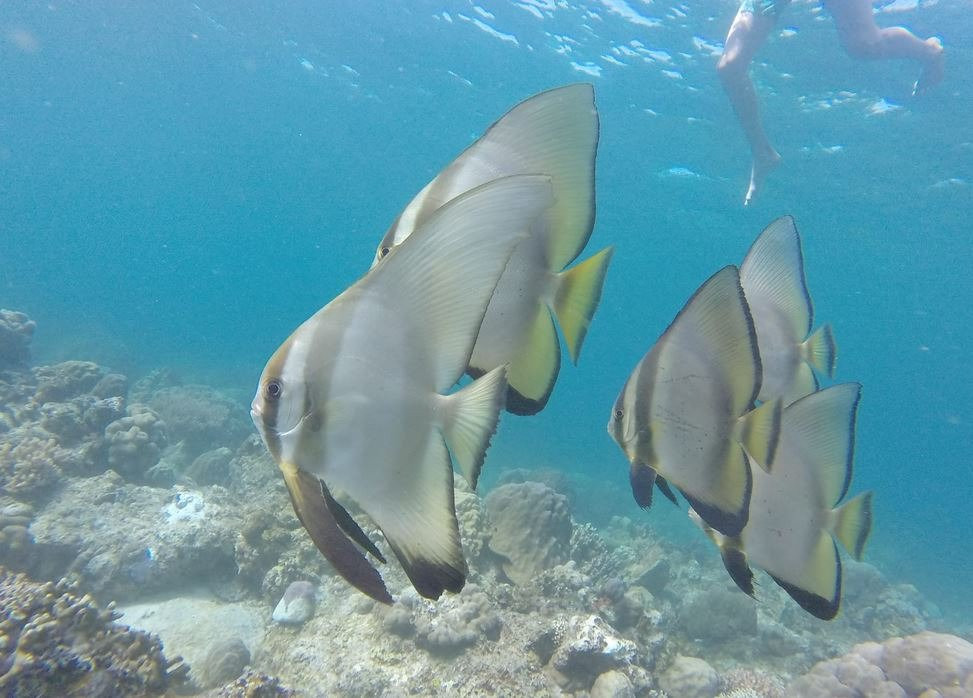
[[629, 462, 657, 509], [737, 398, 783, 472], [321, 486, 387, 564], [552, 246, 613, 364], [785, 383, 862, 505], [680, 444, 752, 538], [772, 533, 841, 620], [740, 215, 813, 340], [831, 490, 873, 561], [720, 543, 756, 598], [654, 474, 680, 507], [368, 435, 468, 600], [279, 462, 392, 605], [500, 306, 560, 416], [441, 365, 508, 489], [802, 324, 838, 378]]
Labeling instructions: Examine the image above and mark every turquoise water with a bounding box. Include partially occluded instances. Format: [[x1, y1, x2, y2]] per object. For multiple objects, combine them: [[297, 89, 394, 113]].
[[2, 0, 970, 623]]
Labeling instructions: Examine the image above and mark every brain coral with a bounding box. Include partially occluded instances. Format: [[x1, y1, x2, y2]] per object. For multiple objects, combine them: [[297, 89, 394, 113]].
[[788, 631, 973, 697], [0, 567, 188, 696], [485, 481, 572, 586]]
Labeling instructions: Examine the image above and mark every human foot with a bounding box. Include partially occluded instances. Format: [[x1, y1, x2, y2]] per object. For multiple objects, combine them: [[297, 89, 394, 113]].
[[912, 37, 944, 96], [743, 149, 781, 206]]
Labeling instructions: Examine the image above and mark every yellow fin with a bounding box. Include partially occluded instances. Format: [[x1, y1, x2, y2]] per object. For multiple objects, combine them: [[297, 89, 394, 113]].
[[553, 246, 613, 364], [682, 444, 752, 537], [740, 215, 812, 340], [773, 531, 841, 620], [502, 306, 560, 415], [737, 398, 782, 472], [784, 383, 861, 505], [831, 491, 873, 561], [803, 324, 838, 378], [441, 365, 508, 489]]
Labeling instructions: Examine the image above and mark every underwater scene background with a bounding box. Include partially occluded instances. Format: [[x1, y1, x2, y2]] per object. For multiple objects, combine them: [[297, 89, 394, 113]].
[[2, 0, 971, 695]]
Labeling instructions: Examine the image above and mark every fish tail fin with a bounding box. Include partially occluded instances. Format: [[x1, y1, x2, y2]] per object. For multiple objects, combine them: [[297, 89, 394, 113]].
[[831, 491, 873, 561], [552, 246, 614, 363], [803, 324, 838, 378], [279, 462, 392, 605], [736, 398, 783, 472], [442, 365, 508, 490]]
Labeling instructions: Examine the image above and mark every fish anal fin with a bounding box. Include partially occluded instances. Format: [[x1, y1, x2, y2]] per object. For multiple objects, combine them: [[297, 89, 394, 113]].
[[553, 246, 613, 364], [279, 462, 392, 605], [322, 485, 387, 563], [721, 544, 756, 598], [737, 398, 782, 472], [803, 324, 838, 378], [502, 306, 561, 416], [629, 463, 657, 509], [441, 365, 508, 489], [680, 445, 752, 537], [370, 436, 468, 600], [831, 490, 873, 561]]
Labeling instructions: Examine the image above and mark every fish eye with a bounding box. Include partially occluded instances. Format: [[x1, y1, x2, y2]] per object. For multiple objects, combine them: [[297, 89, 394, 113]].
[[380, 246, 390, 258], [265, 379, 283, 402], [614, 408, 624, 420]]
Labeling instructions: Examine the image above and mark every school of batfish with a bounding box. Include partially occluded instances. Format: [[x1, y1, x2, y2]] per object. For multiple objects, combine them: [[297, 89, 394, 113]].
[[250, 84, 872, 621]]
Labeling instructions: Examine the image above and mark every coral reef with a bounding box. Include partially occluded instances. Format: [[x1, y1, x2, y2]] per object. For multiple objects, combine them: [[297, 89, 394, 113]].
[[214, 668, 294, 697], [147, 384, 248, 459], [659, 655, 720, 698], [788, 631, 973, 697], [0, 310, 35, 369], [0, 567, 188, 696], [197, 637, 251, 689], [105, 404, 168, 481], [484, 481, 572, 585]]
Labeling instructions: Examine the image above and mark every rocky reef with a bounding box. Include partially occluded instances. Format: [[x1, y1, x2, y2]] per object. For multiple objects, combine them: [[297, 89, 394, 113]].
[[0, 309, 969, 696]]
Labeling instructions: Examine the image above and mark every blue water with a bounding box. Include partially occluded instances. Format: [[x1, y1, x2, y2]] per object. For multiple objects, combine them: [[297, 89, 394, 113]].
[[2, 0, 970, 621]]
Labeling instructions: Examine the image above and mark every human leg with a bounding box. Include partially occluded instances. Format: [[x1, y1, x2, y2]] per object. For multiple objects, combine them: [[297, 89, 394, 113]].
[[717, 6, 781, 206], [824, 0, 944, 94]]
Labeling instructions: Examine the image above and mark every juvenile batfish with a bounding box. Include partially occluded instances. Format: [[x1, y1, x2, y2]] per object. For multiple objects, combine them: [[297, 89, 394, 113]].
[[691, 383, 873, 620], [740, 216, 837, 405], [608, 265, 782, 537], [251, 175, 554, 603], [373, 84, 611, 419]]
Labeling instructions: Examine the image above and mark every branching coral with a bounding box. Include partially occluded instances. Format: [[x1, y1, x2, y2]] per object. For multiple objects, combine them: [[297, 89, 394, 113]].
[[0, 567, 188, 696]]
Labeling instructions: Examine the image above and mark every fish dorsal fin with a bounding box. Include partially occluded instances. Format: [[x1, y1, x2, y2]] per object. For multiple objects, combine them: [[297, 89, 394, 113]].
[[366, 175, 553, 391], [440, 365, 508, 490], [664, 265, 761, 416], [783, 383, 862, 506], [367, 433, 468, 600], [279, 462, 392, 604], [376, 84, 598, 271], [740, 215, 813, 340]]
